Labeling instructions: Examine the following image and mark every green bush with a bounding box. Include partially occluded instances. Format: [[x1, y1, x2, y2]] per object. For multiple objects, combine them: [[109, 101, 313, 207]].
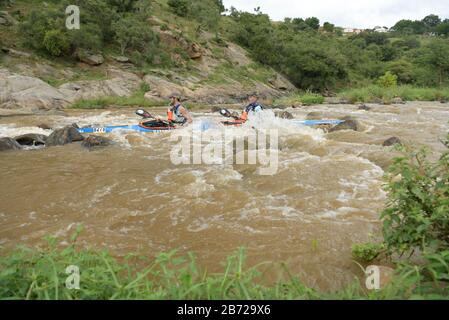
[[112, 14, 159, 56], [352, 243, 385, 262], [300, 93, 325, 105], [42, 30, 70, 57], [377, 71, 398, 88], [167, 0, 188, 17], [338, 85, 449, 103], [381, 134, 449, 256]]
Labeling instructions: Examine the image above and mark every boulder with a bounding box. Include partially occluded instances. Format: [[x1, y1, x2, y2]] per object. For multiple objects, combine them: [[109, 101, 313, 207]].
[[0, 137, 22, 151], [81, 135, 112, 149], [383, 137, 402, 147], [187, 43, 202, 59], [14, 133, 47, 146], [1, 48, 31, 58], [0, 69, 68, 111], [275, 111, 294, 119], [0, 11, 17, 26], [76, 50, 104, 66], [112, 56, 130, 63], [224, 43, 253, 66], [392, 97, 405, 105], [59, 68, 142, 102], [329, 116, 359, 132], [143, 74, 189, 100], [358, 104, 371, 111], [46, 124, 84, 146], [37, 123, 52, 130]]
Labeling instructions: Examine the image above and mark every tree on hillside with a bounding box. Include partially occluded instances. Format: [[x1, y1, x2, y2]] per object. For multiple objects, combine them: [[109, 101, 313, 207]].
[[305, 17, 320, 30], [212, 0, 225, 14], [350, 31, 389, 47], [418, 39, 449, 85], [167, 0, 188, 17], [112, 14, 158, 55], [392, 19, 427, 34], [168, 0, 223, 30], [436, 20, 449, 36], [323, 22, 335, 33], [422, 14, 441, 29], [291, 18, 310, 32]]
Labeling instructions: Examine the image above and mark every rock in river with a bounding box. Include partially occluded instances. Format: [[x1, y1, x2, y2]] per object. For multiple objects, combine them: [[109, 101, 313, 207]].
[[329, 116, 359, 132], [275, 111, 294, 119], [81, 135, 113, 149], [14, 133, 47, 146], [0, 137, 22, 151], [46, 124, 84, 146], [358, 104, 371, 111], [383, 137, 402, 147]]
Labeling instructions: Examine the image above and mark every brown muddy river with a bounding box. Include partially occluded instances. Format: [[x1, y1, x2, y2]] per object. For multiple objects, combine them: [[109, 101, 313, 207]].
[[1, 102, 448, 291]]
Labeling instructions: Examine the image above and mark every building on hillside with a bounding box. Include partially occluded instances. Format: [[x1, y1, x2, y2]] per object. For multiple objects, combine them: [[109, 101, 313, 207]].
[[343, 28, 364, 34], [373, 26, 390, 33]]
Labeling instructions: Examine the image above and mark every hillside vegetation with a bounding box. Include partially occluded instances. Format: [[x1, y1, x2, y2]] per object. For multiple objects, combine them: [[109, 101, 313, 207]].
[[1, 0, 449, 106]]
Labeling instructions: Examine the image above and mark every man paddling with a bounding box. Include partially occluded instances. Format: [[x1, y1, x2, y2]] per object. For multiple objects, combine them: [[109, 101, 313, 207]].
[[239, 92, 264, 121], [166, 93, 193, 125]]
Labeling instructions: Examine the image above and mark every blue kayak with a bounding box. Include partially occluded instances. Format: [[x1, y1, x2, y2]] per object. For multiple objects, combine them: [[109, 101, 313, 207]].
[[77, 120, 344, 134], [293, 120, 344, 126], [78, 125, 174, 134]]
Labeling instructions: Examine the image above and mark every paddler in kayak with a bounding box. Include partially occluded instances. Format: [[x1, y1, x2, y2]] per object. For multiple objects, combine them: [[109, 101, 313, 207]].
[[239, 92, 264, 121], [156, 93, 193, 125]]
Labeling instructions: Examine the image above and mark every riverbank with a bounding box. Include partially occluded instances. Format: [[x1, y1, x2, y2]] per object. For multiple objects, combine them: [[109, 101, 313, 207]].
[[272, 86, 449, 109], [0, 230, 446, 300]]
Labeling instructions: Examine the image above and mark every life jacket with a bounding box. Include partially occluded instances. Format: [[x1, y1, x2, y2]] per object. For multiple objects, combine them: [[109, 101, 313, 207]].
[[241, 103, 263, 121], [167, 104, 187, 124]]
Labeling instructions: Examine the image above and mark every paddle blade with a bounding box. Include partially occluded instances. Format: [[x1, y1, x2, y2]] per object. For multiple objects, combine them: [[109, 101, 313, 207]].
[[136, 109, 153, 119], [220, 109, 232, 118]]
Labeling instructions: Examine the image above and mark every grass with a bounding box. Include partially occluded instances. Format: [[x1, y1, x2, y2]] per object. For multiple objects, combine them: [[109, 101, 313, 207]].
[[274, 92, 325, 107], [1, 229, 448, 300], [43, 69, 110, 88], [68, 83, 163, 109], [338, 85, 449, 104]]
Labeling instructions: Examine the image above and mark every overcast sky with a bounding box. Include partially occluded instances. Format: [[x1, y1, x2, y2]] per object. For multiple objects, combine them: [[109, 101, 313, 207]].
[[222, 0, 449, 28]]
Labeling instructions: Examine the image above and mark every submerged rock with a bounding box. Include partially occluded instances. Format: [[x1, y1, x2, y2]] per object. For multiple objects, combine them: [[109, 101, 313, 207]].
[[37, 123, 52, 130], [46, 124, 84, 146], [329, 116, 359, 132], [391, 97, 405, 105], [383, 137, 402, 147], [306, 112, 327, 120], [14, 133, 47, 146], [275, 111, 294, 119], [81, 135, 113, 149], [358, 104, 371, 111], [0, 137, 22, 151]]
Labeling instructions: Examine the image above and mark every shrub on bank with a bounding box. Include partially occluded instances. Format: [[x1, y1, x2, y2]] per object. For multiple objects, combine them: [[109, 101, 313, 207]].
[[338, 85, 449, 103]]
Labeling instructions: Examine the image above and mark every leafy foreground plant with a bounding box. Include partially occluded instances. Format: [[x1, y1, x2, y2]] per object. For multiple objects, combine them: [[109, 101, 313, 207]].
[[1, 228, 448, 300], [0, 229, 322, 300], [353, 132, 449, 298]]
